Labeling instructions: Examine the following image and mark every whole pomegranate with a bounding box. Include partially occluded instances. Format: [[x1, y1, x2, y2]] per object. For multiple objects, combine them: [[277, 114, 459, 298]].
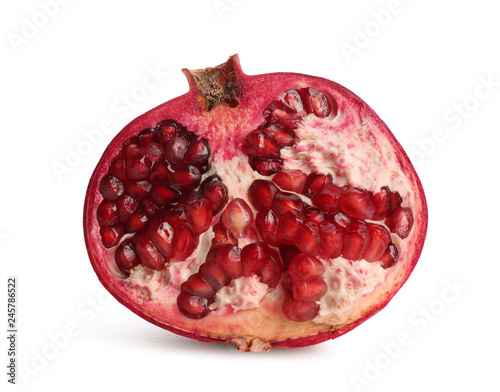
[[84, 55, 427, 351]]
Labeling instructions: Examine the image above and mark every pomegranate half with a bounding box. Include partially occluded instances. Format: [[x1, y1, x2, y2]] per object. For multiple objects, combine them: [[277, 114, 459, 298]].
[[84, 55, 427, 352]]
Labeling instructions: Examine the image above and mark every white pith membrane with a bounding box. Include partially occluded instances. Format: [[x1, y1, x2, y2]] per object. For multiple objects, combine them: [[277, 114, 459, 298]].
[[98, 100, 417, 350]]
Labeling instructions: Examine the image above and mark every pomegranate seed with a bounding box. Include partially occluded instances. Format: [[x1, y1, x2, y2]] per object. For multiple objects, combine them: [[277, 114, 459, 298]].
[[150, 182, 181, 206], [123, 136, 139, 147], [156, 119, 181, 145], [255, 208, 279, 246], [201, 179, 228, 215], [255, 248, 283, 288], [304, 206, 325, 225], [140, 199, 158, 217], [216, 244, 242, 279], [161, 205, 186, 225], [185, 198, 213, 234], [177, 191, 204, 206], [249, 157, 283, 176], [276, 210, 304, 244], [148, 220, 174, 258], [282, 295, 319, 322], [279, 245, 301, 269], [177, 292, 211, 319], [312, 184, 343, 212], [137, 128, 159, 145], [245, 130, 281, 158], [295, 222, 320, 257], [282, 271, 293, 290], [328, 211, 351, 228], [99, 175, 124, 200], [302, 173, 333, 198], [97, 200, 119, 226], [211, 222, 238, 250], [141, 142, 164, 162], [372, 186, 391, 220], [292, 278, 327, 302], [108, 157, 127, 181], [117, 194, 138, 221], [264, 100, 303, 128], [124, 209, 148, 233], [380, 243, 398, 269], [386, 207, 413, 239], [260, 124, 295, 147], [318, 222, 343, 259], [164, 134, 190, 164], [339, 187, 375, 220], [199, 261, 231, 290], [149, 160, 172, 184], [300, 87, 335, 118], [221, 198, 254, 237], [125, 180, 152, 201], [181, 274, 216, 298], [363, 224, 391, 262], [168, 164, 201, 193], [171, 221, 198, 261], [99, 226, 124, 248], [184, 138, 210, 164], [241, 242, 271, 277], [342, 221, 370, 261], [248, 180, 279, 211], [271, 191, 304, 216], [135, 234, 166, 270], [126, 146, 152, 180], [390, 192, 402, 214], [289, 254, 325, 281], [272, 169, 307, 193], [282, 89, 304, 112], [114, 239, 140, 274]]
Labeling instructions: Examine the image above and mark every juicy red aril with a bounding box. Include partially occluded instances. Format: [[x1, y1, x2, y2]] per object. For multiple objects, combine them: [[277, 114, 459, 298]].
[[185, 198, 213, 234], [99, 226, 124, 248], [211, 222, 238, 250], [318, 222, 343, 259], [304, 207, 325, 225], [295, 222, 320, 257], [249, 157, 283, 176], [260, 124, 295, 147], [137, 128, 159, 145], [328, 211, 351, 228], [245, 131, 281, 158], [126, 180, 152, 200], [150, 182, 182, 206], [148, 220, 174, 258], [292, 279, 327, 302], [282, 89, 304, 112], [99, 175, 124, 200], [380, 243, 399, 268], [149, 161, 171, 184], [114, 239, 140, 274], [241, 242, 270, 277], [126, 146, 152, 180], [272, 170, 307, 193], [177, 292, 211, 319], [156, 119, 181, 145], [164, 134, 190, 164], [171, 221, 198, 261], [201, 179, 228, 215], [363, 224, 391, 263], [279, 245, 301, 269], [162, 205, 186, 225], [302, 173, 333, 198], [97, 200, 119, 226], [142, 142, 164, 162], [222, 198, 253, 237], [199, 261, 231, 291], [300, 87, 335, 118], [216, 244, 242, 279], [264, 100, 303, 128], [386, 207, 414, 239], [141, 199, 158, 217], [289, 254, 325, 281], [181, 274, 216, 298], [256, 248, 283, 288], [282, 295, 319, 322], [372, 186, 391, 220], [339, 187, 375, 220], [248, 180, 279, 211], [124, 209, 148, 233], [255, 209, 279, 246], [276, 210, 304, 244], [271, 191, 304, 216], [184, 138, 210, 164], [108, 157, 127, 181], [135, 234, 165, 270], [117, 194, 138, 221], [168, 165, 201, 193], [342, 221, 370, 261], [312, 184, 343, 212]]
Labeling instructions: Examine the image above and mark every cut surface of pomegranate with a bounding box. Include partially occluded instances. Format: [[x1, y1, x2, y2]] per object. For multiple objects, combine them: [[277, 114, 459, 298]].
[[84, 55, 427, 352]]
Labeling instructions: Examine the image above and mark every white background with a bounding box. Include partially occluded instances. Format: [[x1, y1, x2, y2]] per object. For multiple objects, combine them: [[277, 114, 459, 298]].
[[1, 0, 499, 391]]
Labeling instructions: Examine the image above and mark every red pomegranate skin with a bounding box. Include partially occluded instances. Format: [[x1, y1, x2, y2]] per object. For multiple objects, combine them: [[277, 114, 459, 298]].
[[84, 55, 427, 351]]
